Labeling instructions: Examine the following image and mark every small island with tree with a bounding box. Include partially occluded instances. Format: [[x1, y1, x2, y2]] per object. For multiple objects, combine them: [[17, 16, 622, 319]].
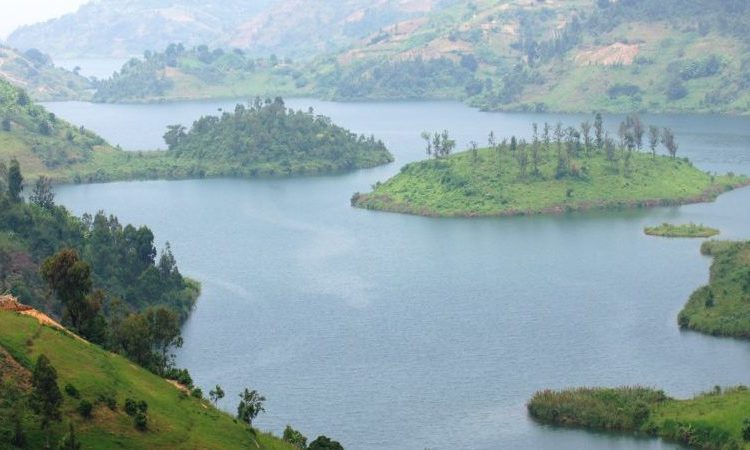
[[644, 223, 720, 238], [352, 114, 748, 217]]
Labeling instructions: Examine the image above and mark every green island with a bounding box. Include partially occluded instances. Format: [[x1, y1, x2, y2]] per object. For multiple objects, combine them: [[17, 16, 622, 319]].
[[352, 115, 749, 217], [644, 223, 720, 238], [0, 45, 90, 102], [528, 240, 750, 449], [0, 78, 392, 183]]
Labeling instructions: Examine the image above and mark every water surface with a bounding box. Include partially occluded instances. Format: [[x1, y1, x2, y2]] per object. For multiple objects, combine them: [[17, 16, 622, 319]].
[[48, 99, 750, 450]]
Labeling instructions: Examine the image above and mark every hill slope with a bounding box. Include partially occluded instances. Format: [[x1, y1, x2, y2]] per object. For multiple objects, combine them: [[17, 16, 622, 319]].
[[0, 308, 295, 449], [0, 45, 90, 101]]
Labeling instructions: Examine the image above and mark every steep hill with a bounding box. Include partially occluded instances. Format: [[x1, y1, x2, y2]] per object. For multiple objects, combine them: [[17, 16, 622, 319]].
[[0, 45, 91, 101], [0, 307, 296, 449], [311, 0, 750, 114]]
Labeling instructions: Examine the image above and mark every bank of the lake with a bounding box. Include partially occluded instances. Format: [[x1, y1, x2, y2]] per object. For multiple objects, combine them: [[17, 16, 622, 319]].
[[353, 147, 749, 218]]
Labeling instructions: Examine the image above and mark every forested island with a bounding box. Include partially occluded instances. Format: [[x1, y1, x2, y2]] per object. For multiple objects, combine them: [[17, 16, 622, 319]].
[[527, 240, 750, 448], [353, 114, 748, 217], [0, 78, 392, 182], [644, 223, 720, 238]]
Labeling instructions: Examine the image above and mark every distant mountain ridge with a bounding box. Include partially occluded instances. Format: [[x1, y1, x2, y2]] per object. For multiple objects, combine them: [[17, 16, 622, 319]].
[[7, 0, 445, 60]]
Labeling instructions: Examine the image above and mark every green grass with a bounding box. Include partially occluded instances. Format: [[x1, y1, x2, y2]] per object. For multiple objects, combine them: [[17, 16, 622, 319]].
[[353, 146, 748, 217], [528, 386, 750, 449], [0, 310, 296, 450], [644, 223, 720, 238], [678, 241, 750, 338]]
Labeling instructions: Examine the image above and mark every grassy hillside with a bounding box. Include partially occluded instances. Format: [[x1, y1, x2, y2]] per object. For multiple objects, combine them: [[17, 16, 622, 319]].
[[0, 45, 90, 101], [528, 386, 750, 449], [352, 122, 748, 217], [678, 241, 750, 338], [0, 310, 295, 449]]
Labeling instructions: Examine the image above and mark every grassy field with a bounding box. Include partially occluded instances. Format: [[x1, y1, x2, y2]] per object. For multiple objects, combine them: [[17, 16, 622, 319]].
[[678, 241, 750, 338], [0, 310, 296, 450], [644, 223, 720, 238], [528, 386, 750, 449], [352, 146, 748, 217]]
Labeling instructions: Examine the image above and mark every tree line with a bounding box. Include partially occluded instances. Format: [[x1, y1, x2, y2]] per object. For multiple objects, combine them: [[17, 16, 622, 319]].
[[420, 112, 680, 179]]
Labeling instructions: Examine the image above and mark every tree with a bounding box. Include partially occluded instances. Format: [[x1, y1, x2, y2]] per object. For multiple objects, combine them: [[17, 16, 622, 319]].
[[209, 385, 225, 406], [593, 113, 604, 151], [1, 117, 10, 131], [662, 127, 679, 158], [40, 249, 93, 332], [470, 140, 479, 163], [309, 435, 345, 450], [580, 121, 592, 156], [163, 124, 186, 151], [30, 176, 55, 209], [7, 158, 23, 202], [144, 306, 183, 373], [630, 115, 644, 151], [648, 126, 660, 159], [283, 425, 308, 449], [31, 355, 62, 449], [237, 389, 266, 427], [420, 131, 432, 158], [59, 423, 82, 450]]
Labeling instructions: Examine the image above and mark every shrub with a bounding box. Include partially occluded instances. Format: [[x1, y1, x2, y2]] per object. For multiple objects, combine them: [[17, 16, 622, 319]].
[[77, 400, 93, 419], [97, 392, 117, 411], [124, 398, 138, 416], [134, 412, 148, 431], [191, 388, 203, 399], [64, 383, 80, 399], [743, 419, 750, 441]]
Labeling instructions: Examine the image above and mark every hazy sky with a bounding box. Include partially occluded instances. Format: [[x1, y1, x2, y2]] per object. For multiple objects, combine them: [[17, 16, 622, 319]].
[[0, 0, 89, 39]]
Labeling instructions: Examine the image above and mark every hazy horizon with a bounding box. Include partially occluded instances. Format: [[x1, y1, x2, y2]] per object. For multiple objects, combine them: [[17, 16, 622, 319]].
[[0, 0, 87, 40]]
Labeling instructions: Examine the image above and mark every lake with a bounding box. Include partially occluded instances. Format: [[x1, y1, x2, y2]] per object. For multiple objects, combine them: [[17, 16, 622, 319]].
[[44, 99, 750, 450]]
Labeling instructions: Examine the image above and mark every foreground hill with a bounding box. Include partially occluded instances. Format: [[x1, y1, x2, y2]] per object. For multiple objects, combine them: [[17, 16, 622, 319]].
[[0, 308, 295, 449], [0, 45, 90, 101]]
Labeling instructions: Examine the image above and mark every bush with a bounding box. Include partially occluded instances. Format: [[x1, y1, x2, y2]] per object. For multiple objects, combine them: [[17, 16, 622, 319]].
[[666, 79, 688, 101], [64, 383, 80, 399], [191, 388, 203, 399], [134, 412, 148, 431], [743, 418, 750, 441], [97, 392, 117, 410], [77, 400, 93, 418], [124, 398, 137, 416]]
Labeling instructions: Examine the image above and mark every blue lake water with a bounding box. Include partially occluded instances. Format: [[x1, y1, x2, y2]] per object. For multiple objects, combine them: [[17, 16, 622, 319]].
[[44, 99, 750, 450]]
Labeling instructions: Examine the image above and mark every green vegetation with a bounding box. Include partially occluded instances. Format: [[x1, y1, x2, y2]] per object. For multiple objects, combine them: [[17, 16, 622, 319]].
[[645, 223, 720, 238], [93, 45, 312, 103], [163, 97, 392, 176], [529, 386, 750, 449], [678, 241, 750, 338], [0, 45, 90, 101], [528, 387, 668, 431], [0, 310, 297, 450], [353, 115, 748, 217]]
